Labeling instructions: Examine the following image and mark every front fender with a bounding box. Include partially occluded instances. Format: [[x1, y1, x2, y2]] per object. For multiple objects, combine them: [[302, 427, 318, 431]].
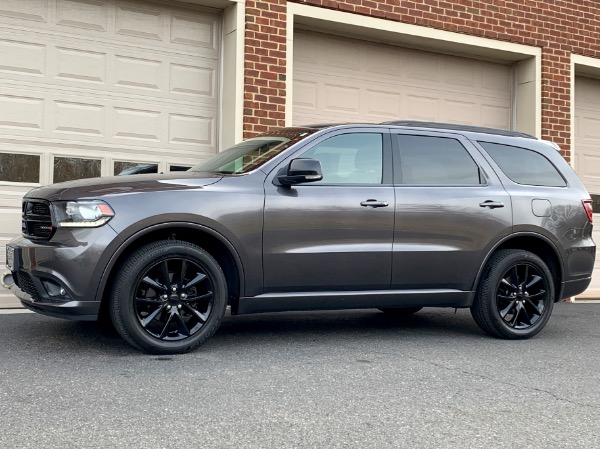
[[94, 220, 246, 302]]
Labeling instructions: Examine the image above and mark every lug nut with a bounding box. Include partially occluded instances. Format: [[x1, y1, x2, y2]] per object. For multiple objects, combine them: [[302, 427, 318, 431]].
[[161, 294, 168, 300], [177, 304, 182, 309], [172, 286, 177, 292], [180, 293, 187, 300], [166, 305, 172, 310]]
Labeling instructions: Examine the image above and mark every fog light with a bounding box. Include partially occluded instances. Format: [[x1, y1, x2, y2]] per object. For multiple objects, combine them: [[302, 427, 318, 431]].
[[41, 279, 70, 299]]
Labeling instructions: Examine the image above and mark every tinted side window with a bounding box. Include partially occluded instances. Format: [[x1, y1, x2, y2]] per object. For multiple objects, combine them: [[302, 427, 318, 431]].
[[301, 133, 383, 184], [479, 142, 566, 187], [396, 135, 481, 185]]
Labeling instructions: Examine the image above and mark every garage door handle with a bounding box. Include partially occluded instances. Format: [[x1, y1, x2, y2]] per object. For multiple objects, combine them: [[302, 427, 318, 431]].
[[360, 200, 389, 208], [480, 200, 505, 209]]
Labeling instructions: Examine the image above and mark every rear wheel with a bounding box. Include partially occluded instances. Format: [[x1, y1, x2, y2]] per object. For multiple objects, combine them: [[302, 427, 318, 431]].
[[471, 249, 554, 339], [378, 307, 423, 315], [110, 240, 227, 354]]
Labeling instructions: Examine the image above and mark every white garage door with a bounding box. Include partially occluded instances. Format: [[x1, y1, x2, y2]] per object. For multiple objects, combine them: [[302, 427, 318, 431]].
[[293, 30, 513, 128], [575, 76, 600, 195], [0, 0, 221, 307], [574, 76, 600, 297]]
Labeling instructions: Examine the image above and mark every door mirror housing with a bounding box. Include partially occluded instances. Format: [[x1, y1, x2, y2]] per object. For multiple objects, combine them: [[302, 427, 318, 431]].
[[277, 158, 323, 186]]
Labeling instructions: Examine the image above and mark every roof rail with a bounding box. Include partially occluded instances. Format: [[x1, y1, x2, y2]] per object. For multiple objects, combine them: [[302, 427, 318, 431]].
[[382, 120, 536, 139]]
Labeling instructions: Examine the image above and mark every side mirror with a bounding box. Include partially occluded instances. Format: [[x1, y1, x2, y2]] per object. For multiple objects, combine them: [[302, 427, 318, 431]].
[[277, 158, 323, 186]]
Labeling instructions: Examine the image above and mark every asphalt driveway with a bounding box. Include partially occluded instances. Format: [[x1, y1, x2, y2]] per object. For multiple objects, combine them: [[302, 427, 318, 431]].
[[1, 303, 599, 448]]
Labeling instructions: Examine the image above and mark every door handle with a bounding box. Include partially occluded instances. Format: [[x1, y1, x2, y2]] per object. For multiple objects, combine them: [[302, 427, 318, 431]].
[[360, 199, 389, 208], [479, 200, 505, 209]]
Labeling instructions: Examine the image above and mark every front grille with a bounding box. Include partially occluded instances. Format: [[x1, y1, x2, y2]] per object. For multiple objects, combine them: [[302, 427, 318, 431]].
[[22, 200, 54, 241], [16, 271, 39, 300]]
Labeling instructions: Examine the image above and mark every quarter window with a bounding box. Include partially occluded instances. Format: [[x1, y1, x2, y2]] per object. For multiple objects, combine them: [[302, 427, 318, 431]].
[[301, 133, 383, 184], [479, 142, 566, 187], [397, 135, 482, 185]]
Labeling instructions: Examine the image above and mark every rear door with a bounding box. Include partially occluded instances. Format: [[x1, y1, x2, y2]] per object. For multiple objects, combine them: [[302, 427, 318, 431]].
[[391, 131, 513, 291], [263, 129, 395, 292]]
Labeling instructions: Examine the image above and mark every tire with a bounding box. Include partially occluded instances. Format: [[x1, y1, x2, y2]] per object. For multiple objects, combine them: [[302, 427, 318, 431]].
[[110, 240, 228, 354], [471, 249, 555, 339], [378, 307, 423, 315]]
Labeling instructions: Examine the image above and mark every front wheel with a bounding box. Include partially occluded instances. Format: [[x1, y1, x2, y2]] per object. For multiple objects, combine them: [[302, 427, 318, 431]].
[[471, 249, 554, 339], [110, 240, 227, 354]]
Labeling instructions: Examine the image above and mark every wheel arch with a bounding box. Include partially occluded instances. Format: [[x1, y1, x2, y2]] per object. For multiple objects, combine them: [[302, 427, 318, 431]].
[[473, 232, 564, 303], [97, 222, 245, 319]]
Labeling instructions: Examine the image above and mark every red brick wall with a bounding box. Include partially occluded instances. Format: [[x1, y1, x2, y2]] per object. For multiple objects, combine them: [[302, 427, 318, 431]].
[[244, 0, 287, 136], [243, 0, 600, 160]]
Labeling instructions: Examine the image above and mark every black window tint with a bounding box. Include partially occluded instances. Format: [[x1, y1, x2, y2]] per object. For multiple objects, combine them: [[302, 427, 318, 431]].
[[301, 133, 383, 184], [397, 135, 481, 185], [479, 142, 566, 187]]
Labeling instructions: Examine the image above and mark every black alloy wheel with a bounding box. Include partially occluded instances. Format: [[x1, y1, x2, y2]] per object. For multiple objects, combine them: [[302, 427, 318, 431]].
[[495, 263, 548, 330], [471, 249, 554, 339], [134, 258, 214, 341], [110, 240, 227, 354]]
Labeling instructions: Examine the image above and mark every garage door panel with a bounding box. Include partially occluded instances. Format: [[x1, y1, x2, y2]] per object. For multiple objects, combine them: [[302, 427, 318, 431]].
[[323, 84, 360, 115], [56, 0, 109, 32], [0, 28, 219, 106], [366, 90, 401, 118], [0, 37, 46, 76], [480, 103, 511, 129], [574, 76, 600, 296], [405, 94, 439, 122], [0, 0, 220, 58], [481, 64, 512, 93], [0, 0, 47, 23], [575, 77, 600, 196], [293, 30, 513, 128], [0, 84, 218, 149], [292, 80, 317, 110], [0, 93, 45, 131]]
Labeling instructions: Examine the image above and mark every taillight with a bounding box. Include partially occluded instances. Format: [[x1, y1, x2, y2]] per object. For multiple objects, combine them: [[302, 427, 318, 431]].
[[582, 199, 593, 223]]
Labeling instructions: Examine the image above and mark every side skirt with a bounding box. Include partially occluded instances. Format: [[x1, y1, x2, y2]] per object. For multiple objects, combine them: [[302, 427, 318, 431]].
[[236, 289, 475, 315]]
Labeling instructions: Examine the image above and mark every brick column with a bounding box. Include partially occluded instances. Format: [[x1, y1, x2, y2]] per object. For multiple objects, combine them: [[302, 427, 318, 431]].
[[244, 0, 287, 138], [541, 49, 571, 160]]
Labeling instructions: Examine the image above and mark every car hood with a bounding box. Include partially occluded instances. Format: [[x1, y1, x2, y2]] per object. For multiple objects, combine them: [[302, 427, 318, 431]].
[[24, 172, 224, 202]]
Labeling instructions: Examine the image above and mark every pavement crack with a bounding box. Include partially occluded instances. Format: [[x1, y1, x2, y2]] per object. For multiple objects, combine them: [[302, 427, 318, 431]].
[[363, 348, 600, 410], [402, 354, 600, 410]]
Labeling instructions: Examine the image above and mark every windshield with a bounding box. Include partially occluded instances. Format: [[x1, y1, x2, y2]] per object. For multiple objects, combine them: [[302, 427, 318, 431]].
[[190, 128, 317, 174]]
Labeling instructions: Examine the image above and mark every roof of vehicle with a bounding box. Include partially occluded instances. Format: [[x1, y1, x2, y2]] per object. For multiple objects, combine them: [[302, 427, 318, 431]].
[[303, 121, 536, 140]]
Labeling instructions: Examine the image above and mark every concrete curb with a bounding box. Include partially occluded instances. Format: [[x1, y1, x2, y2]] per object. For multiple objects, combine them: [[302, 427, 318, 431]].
[[0, 309, 33, 315]]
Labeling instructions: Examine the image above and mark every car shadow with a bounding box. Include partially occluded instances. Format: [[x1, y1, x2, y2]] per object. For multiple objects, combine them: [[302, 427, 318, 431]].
[[57, 308, 484, 355]]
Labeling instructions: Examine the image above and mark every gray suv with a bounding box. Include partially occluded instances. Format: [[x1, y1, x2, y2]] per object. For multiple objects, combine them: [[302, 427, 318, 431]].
[[6, 122, 595, 353]]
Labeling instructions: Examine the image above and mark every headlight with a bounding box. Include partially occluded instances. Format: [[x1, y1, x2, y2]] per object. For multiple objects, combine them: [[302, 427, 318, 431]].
[[53, 200, 115, 228]]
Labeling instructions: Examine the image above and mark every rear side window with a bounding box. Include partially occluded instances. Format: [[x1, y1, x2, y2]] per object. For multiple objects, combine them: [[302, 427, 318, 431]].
[[396, 135, 482, 185], [479, 142, 566, 187]]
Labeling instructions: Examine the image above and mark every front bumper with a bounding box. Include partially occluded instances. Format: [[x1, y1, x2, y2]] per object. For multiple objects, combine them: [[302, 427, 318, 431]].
[[12, 283, 99, 321], [7, 225, 121, 321]]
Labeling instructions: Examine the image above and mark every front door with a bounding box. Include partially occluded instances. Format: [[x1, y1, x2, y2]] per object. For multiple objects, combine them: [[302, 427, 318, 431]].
[[263, 130, 395, 292]]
